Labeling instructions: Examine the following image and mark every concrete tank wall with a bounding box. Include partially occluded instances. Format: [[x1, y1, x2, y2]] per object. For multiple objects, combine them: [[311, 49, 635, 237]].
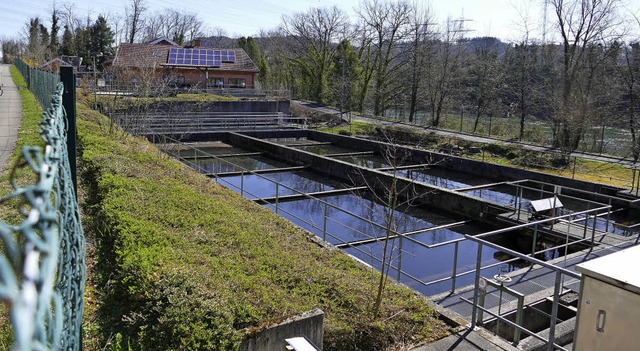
[[225, 132, 510, 222], [239, 309, 323, 351], [129, 100, 291, 115], [304, 131, 627, 206]]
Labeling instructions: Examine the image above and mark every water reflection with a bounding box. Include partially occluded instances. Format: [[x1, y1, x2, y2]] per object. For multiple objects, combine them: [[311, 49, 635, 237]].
[[179, 145, 249, 158], [398, 167, 489, 189], [186, 155, 292, 174], [335, 155, 392, 168], [296, 144, 360, 155], [219, 170, 346, 199]]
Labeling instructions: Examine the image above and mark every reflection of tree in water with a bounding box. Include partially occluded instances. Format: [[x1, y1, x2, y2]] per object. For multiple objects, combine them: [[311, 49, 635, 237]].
[[404, 169, 470, 189], [265, 171, 341, 194]]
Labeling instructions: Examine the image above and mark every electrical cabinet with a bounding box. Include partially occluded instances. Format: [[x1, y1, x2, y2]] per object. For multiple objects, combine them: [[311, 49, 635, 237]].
[[574, 245, 640, 351]]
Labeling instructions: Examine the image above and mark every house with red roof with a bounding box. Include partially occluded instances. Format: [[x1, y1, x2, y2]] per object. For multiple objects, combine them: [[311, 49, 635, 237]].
[[108, 38, 259, 89]]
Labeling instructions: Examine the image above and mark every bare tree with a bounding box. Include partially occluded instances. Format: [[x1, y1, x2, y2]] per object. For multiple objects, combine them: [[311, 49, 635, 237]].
[[126, 0, 147, 44], [549, 0, 622, 153], [357, 0, 413, 116], [281, 6, 350, 103], [613, 42, 640, 160], [142, 9, 203, 44], [353, 21, 376, 112], [350, 130, 426, 317], [406, 3, 436, 123], [466, 39, 505, 134], [426, 17, 467, 127], [505, 3, 539, 141]]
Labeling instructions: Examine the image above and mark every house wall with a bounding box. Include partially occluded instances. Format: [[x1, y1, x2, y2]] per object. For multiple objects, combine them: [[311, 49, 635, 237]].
[[164, 68, 255, 88], [111, 67, 255, 88]]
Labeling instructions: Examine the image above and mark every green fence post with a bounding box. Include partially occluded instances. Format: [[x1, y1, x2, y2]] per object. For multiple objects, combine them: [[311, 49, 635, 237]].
[[60, 66, 78, 197]]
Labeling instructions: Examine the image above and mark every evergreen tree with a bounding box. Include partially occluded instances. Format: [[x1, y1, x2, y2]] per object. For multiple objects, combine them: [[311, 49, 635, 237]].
[[88, 15, 114, 68], [330, 39, 361, 111], [27, 17, 41, 56], [50, 9, 60, 55], [74, 27, 89, 64], [239, 36, 270, 87], [61, 25, 75, 56], [39, 24, 50, 48]]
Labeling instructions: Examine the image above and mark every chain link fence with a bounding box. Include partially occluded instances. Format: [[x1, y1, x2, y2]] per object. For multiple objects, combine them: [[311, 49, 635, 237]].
[[1, 65, 84, 350]]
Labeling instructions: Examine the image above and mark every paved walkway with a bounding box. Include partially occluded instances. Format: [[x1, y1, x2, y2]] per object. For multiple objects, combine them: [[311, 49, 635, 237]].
[[292, 100, 637, 168], [416, 328, 519, 351], [0, 64, 22, 173]]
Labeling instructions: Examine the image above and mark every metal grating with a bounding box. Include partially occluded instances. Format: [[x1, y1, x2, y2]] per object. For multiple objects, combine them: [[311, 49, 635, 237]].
[[166, 48, 235, 67]]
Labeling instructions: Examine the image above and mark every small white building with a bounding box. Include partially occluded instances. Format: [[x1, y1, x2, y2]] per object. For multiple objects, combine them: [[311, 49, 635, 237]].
[[574, 245, 640, 351]]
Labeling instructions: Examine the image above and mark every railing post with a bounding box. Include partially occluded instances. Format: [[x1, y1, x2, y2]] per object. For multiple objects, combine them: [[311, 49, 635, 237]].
[[591, 215, 596, 245], [477, 282, 486, 325], [470, 243, 483, 328], [451, 241, 459, 293], [397, 235, 403, 281], [547, 271, 563, 351], [517, 185, 523, 219], [323, 202, 328, 241], [275, 182, 279, 214], [514, 295, 524, 344], [606, 198, 611, 232], [531, 224, 538, 266], [60, 66, 78, 198]]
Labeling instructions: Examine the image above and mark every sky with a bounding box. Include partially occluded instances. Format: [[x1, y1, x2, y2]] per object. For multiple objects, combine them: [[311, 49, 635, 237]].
[[0, 0, 637, 44]]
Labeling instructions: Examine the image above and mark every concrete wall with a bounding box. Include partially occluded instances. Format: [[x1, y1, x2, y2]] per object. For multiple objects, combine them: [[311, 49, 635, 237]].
[[142, 100, 290, 115], [225, 132, 511, 222], [305, 131, 629, 206], [239, 309, 324, 351], [176, 128, 633, 210]]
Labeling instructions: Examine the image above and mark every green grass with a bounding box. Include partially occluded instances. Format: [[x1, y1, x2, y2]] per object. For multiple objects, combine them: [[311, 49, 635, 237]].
[[0, 65, 48, 221], [77, 99, 450, 350], [316, 120, 376, 135], [95, 92, 240, 110]]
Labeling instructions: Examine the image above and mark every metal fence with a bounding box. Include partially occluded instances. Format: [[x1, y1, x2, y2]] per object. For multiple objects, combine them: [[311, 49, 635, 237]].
[[14, 58, 60, 109], [1, 74, 85, 349]]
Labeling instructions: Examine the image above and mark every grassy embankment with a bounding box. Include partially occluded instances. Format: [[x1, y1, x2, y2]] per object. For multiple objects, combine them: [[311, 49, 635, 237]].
[[76, 89, 451, 350]]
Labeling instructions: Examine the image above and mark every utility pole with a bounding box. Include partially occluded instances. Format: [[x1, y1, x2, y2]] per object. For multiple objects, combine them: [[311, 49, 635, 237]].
[[339, 58, 345, 121], [92, 52, 103, 109]]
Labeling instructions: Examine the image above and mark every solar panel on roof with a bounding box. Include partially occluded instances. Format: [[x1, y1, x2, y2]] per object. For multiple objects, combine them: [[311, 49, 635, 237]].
[[221, 50, 236, 63], [167, 47, 221, 67]]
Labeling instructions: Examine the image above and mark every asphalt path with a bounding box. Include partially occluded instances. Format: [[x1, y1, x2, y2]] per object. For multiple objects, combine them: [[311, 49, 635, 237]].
[[292, 99, 638, 168], [0, 64, 22, 173]]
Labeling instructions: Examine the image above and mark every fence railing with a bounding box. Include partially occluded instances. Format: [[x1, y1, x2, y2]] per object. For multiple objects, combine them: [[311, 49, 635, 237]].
[[14, 58, 60, 109], [112, 111, 307, 135], [1, 67, 84, 350]]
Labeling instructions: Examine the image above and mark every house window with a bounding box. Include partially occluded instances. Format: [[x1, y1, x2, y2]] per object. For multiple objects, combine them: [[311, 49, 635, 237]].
[[228, 78, 246, 88], [208, 77, 224, 88], [176, 75, 185, 85]]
